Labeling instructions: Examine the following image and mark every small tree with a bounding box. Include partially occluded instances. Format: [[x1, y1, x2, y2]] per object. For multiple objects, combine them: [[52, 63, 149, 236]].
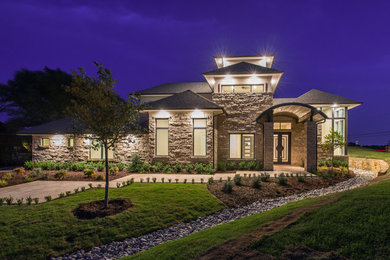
[[66, 62, 144, 208], [322, 129, 346, 171]]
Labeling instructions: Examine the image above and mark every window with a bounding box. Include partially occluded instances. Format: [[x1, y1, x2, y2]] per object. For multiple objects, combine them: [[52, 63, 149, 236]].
[[68, 138, 74, 147], [41, 138, 50, 147], [273, 122, 292, 130], [89, 141, 114, 160], [229, 134, 254, 159], [193, 119, 207, 156], [221, 84, 265, 93], [156, 119, 169, 156]]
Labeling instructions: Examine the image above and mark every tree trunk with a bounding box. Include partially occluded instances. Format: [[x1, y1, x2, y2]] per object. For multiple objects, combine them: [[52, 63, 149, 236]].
[[104, 142, 109, 208]]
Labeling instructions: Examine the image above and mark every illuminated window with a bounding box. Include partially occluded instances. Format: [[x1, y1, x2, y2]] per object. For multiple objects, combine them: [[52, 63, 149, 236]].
[[221, 84, 265, 93], [68, 138, 74, 147], [156, 119, 169, 156], [89, 140, 114, 160], [229, 134, 254, 159], [193, 119, 207, 156], [41, 138, 50, 147], [273, 122, 292, 130]]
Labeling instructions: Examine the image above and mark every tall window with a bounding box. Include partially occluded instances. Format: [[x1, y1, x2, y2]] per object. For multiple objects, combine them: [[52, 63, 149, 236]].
[[229, 134, 254, 159], [89, 140, 114, 160], [333, 107, 346, 155], [41, 138, 50, 147], [68, 138, 74, 147], [221, 84, 265, 93], [156, 119, 169, 156], [193, 119, 207, 156]]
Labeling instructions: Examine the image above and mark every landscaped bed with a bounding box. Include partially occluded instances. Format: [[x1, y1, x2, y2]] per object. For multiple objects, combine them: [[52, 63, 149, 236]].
[[208, 172, 353, 207]]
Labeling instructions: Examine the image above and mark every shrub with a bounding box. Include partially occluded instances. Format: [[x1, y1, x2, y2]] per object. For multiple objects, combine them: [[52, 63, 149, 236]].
[[29, 168, 42, 178], [13, 167, 25, 174], [0, 180, 8, 187], [88, 183, 93, 189], [152, 177, 157, 183], [41, 172, 49, 180], [33, 198, 39, 204], [204, 164, 215, 174], [233, 174, 242, 186], [140, 178, 144, 183], [227, 176, 231, 182], [208, 177, 214, 184], [161, 177, 164, 183], [126, 180, 131, 185], [192, 179, 195, 184], [96, 162, 104, 172], [24, 160, 34, 170], [260, 173, 270, 182], [122, 181, 126, 187], [251, 176, 261, 189], [183, 179, 187, 184], [84, 168, 96, 177], [109, 166, 119, 175], [2, 172, 14, 180], [227, 161, 236, 170], [116, 182, 121, 188], [6, 197, 13, 205], [221, 181, 233, 193], [44, 196, 52, 202], [26, 196, 33, 205], [81, 187, 86, 192], [200, 178, 204, 184], [163, 164, 173, 174], [297, 174, 305, 182], [217, 161, 227, 172], [0, 198, 4, 206], [238, 161, 247, 170], [168, 179, 172, 183], [219, 177, 223, 182], [277, 173, 288, 186], [127, 155, 144, 172], [17, 198, 24, 205], [74, 188, 79, 193], [54, 170, 67, 180], [58, 193, 65, 198], [175, 179, 179, 184], [246, 161, 257, 170], [143, 163, 151, 173], [174, 163, 183, 173], [25, 176, 34, 182], [195, 163, 204, 174], [65, 191, 71, 196], [117, 162, 125, 171], [146, 177, 150, 183], [97, 184, 102, 188], [153, 162, 164, 172], [255, 161, 264, 171], [185, 164, 194, 174], [96, 175, 104, 181]]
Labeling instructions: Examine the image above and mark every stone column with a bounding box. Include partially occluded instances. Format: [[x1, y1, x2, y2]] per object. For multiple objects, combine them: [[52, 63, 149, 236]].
[[263, 122, 274, 171], [305, 121, 317, 172]]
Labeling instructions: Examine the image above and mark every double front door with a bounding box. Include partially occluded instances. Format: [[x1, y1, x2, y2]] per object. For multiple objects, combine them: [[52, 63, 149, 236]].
[[273, 133, 291, 164]]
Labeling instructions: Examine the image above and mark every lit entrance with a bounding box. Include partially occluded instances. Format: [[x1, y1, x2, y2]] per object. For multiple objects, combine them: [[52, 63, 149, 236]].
[[273, 133, 291, 164]]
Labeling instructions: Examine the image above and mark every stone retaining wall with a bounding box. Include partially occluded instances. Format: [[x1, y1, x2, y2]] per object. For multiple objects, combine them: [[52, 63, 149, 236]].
[[349, 157, 389, 175]]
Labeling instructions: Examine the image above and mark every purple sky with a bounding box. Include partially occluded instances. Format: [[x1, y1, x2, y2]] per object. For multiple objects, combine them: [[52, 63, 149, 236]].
[[1, 0, 390, 145]]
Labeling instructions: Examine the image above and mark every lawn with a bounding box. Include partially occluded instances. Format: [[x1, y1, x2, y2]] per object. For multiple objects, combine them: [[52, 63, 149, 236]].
[[252, 179, 390, 259], [123, 196, 327, 260], [348, 145, 390, 163], [0, 183, 225, 259]]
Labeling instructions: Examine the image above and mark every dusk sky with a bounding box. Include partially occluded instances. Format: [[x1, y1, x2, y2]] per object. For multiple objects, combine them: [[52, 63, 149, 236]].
[[1, 0, 389, 145]]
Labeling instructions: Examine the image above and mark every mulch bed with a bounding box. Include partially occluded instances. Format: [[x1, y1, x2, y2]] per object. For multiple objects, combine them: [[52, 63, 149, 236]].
[[73, 198, 133, 219], [208, 174, 353, 207]]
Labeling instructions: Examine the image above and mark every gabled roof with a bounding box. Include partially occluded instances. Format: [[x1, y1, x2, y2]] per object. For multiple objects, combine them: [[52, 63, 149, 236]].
[[17, 114, 149, 135], [138, 82, 212, 95], [296, 89, 362, 105], [203, 62, 283, 75], [145, 90, 221, 110]]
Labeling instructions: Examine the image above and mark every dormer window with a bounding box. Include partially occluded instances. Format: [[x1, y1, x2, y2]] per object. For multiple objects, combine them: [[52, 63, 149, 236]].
[[221, 84, 265, 93]]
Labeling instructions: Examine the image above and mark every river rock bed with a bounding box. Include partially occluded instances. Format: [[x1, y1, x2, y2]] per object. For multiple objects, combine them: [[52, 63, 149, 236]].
[[54, 168, 375, 260]]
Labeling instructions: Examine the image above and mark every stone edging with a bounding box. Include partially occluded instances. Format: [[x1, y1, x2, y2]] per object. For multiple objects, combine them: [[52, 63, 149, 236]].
[[54, 168, 375, 260]]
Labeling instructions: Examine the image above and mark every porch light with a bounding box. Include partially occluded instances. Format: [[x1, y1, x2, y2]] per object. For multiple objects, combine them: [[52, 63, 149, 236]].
[[155, 110, 170, 118], [191, 109, 205, 118]]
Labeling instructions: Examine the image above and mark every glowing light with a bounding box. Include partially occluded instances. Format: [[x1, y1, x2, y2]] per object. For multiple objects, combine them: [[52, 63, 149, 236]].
[[155, 110, 170, 118], [221, 74, 235, 84], [331, 103, 339, 108], [52, 135, 65, 146], [247, 75, 262, 84], [266, 57, 271, 62], [191, 109, 205, 118], [209, 79, 215, 85], [271, 79, 276, 85]]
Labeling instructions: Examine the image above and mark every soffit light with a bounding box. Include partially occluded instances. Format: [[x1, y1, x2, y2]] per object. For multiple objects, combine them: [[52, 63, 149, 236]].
[[156, 110, 170, 118]]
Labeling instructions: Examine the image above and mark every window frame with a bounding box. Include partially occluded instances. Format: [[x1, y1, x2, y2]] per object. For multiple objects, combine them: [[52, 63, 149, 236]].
[[221, 84, 266, 93], [41, 138, 50, 147], [229, 133, 255, 159], [155, 118, 169, 156], [192, 118, 207, 157], [89, 141, 114, 160]]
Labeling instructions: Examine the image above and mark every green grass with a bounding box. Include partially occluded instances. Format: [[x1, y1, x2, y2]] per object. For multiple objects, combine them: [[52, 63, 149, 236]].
[[252, 180, 390, 260], [348, 146, 390, 163], [123, 196, 327, 260], [0, 183, 224, 259]]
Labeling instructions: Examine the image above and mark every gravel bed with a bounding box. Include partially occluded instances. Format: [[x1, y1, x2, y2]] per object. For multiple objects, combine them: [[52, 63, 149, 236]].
[[54, 168, 375, 260]]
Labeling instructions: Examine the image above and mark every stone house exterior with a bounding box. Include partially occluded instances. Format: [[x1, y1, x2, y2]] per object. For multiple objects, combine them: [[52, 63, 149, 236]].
[[19, 55, 362, 171]]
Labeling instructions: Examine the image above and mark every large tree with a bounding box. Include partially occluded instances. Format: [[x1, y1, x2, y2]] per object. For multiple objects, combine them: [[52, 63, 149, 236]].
[[66, 62, 144, 208], [0, 67, 72, 131]]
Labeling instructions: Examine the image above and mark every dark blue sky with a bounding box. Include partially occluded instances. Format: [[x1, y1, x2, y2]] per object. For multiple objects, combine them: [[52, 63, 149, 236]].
[[1, 0, 389, 145]]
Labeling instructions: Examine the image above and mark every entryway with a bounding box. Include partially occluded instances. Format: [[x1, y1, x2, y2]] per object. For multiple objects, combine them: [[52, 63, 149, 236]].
[[273, 133, 291, 164]]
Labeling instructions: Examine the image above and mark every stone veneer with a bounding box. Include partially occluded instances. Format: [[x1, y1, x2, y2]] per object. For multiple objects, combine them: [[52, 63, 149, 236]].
[[211, 93, 273, 162]]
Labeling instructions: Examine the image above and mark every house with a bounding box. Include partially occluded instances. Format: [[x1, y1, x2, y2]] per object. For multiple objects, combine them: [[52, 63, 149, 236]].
[[18, 55, 362, 171]]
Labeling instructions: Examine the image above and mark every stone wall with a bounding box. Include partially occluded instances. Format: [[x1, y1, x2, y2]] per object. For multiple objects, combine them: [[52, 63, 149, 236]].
[[148, 111, 214, 164], [349, 157, 389, 175], [212, 93, 273, 162]]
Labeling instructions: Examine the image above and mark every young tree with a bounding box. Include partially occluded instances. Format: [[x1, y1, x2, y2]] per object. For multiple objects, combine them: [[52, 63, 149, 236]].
[[66, 62, 144, 208], [322, 129, 346, 171]]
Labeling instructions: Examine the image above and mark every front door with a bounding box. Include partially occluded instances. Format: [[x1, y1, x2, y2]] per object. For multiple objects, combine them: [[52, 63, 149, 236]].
[[273, 133, 291, 164]]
